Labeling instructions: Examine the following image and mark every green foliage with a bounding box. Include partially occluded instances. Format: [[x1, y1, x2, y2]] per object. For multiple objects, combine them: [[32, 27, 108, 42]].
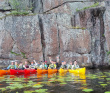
[[102, 34, 105, 37], [10, 51, 27, 59], [67, 25, 86, 30], [9, 0, 20, 11], [107, 51, 110, 55], [82, 89, 93, 92], [71, 26, 86, 30], [10, 51, 20, 56], [105, 91, 110, 93], [100, 84, 107, 87], [35, 89, 48, 93], [9, 0, 33, 15], [21, 52, 27, 58], [76, 2, 99, 12], [10, 11, 29, 16]]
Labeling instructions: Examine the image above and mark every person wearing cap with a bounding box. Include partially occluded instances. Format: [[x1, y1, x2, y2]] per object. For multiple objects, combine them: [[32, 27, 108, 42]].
[[7, 61, 16, 69], [48, 59, 56, 69], [24, 61, 29, 69], [72, 60, 79, 69], [60, 61, 67, 69], [18, 62, 24, 70], [39, 61, 47, 69]]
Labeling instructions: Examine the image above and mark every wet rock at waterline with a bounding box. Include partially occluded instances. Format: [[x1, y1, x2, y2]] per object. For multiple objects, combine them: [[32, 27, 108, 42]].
[[0, 0, 110, 68]]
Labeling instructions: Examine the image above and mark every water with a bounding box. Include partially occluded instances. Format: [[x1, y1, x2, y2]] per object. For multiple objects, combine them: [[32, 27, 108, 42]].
[[0, 69, 110, 93]]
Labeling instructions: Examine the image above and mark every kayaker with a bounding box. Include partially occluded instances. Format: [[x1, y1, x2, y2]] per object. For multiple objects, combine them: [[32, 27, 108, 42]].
[[48, 60, 56, 69], [7, 61, 16, 69], [44, 61, 48, 69], [29, 61, 36, 69], [39, 62, 47, 69], [15, 61, 18, 69], [24, 61, 29, 69], [56, 56, 60, 69], [33, 60, 40, 68], [67, 61, 73, 69], [60, 61, 67, 69], [72, 60, 79, 69], [18, 62, 24, 70]]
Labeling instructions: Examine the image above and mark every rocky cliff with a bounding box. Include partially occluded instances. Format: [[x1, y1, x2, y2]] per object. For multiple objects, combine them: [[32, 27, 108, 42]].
[[0, 0, 110, 68]]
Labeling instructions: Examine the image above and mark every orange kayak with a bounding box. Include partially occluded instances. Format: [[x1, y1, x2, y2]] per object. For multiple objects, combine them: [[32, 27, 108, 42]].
[[37, 69, 48, 74], [48, 69, 58, 74], [0, 70, 10, 76]]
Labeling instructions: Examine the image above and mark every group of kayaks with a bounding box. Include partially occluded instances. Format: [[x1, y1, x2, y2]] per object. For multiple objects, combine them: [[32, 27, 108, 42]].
[[0, 67, 86, 76]]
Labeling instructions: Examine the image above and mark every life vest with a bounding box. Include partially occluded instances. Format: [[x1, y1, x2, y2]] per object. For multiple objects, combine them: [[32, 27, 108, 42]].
[[18, 65, 24, 69], [72, 65, 79, 69], [49, 64, 56, 69], [15, 65, 18, 69], [60, 65, 67, 69], [67, 65, 72, 69], [9, 65, 15, 69], [30, 65, 35, 69], [40, 64, 47, 69]]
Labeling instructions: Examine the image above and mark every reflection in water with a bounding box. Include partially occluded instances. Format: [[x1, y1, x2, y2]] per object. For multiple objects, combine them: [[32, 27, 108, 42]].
[[70, 73, 86, 84], [1, 70, 110, 93]]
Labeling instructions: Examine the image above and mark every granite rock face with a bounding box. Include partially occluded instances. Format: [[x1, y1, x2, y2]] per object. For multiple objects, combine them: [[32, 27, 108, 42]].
[[0, 0, 110, 68]]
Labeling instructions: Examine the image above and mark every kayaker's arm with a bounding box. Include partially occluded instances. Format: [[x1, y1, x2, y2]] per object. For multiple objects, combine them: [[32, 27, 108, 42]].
[[33, 60, 37, 64], [15, 65, 17, 69], [7, 65, 10, 69], [54, 64, 56, 69], [23, 65, 26, 69]]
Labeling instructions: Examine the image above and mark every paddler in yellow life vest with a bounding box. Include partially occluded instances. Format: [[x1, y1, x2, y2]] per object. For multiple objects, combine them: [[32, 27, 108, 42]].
[[29, 61, 36, 69], [60, 61, 67, 69], [7, 61, 16, 69], [48, 60, 56, 69]]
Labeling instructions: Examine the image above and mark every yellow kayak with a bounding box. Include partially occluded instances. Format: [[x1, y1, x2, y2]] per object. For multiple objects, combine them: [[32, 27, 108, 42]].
[[59, 68, 68, 73], [69, 67, 86, 74]]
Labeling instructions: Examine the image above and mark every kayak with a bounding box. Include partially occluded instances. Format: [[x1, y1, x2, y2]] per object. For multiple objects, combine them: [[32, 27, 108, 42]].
[[0, 70, 10, 76], [37, 69, 48, 74], [69, 67, 86, 74], [10, 69, 24, 75], [48, 69, 58, 74], [58, 68, 68, 73], [10, 69, 37, 75], [24, 69, 37, 74]]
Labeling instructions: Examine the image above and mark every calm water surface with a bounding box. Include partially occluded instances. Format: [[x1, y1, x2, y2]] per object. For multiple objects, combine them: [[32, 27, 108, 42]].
[[0, 69, 110, 93]]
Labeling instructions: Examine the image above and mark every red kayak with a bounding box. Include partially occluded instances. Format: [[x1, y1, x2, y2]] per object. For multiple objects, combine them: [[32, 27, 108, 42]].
[[10, 69, 37, 75], [10, 69, 24, 75], [24, 69, 37, 74]]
